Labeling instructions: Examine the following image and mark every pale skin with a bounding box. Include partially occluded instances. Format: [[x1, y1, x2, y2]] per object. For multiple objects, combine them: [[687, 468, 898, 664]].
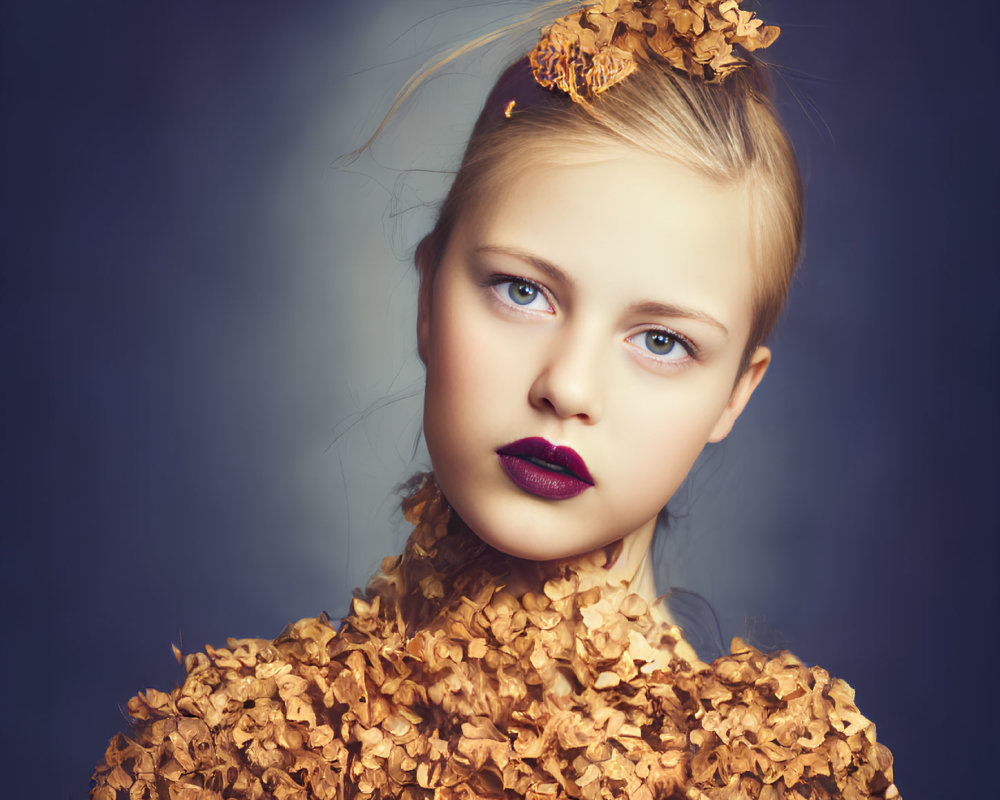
[[417, 147, 770, 615]]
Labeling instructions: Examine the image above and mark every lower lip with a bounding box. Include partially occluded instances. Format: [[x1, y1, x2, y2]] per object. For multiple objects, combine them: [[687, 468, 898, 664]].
[[497, 454, 592, 500]]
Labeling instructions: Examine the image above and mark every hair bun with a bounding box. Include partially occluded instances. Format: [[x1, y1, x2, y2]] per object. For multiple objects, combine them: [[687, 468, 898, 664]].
[[529, 0, 780, 101]]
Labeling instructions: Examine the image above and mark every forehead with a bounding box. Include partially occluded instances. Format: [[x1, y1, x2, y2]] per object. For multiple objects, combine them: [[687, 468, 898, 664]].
[[462, 151, 756, 330]]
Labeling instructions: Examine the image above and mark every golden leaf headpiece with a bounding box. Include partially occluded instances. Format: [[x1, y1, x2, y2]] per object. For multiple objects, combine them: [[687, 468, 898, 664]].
[[529, 0, 780, 102]]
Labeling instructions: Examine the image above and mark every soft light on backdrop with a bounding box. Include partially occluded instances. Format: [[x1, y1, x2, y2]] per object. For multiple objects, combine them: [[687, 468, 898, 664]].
[[2, 1, 997, 795]]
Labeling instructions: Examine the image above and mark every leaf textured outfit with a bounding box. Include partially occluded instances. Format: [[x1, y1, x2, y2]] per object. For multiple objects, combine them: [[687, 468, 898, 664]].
[[92, 477, 899, 800]]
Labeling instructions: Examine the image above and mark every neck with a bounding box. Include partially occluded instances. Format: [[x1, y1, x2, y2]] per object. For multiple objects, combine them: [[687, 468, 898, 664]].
[[584, 516, 675, 626], [602, 516, 659, 595], [385, 475, 677, 636], [495, 516, 675, 626]]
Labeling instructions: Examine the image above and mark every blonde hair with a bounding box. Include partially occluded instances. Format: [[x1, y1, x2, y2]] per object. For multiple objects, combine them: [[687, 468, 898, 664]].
[[418, 54, 803, 375]]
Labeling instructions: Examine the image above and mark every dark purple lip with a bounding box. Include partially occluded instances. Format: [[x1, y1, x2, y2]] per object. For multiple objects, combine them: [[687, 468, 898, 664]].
[[496, 437, 593, 483], [495, 437, 594, 501]]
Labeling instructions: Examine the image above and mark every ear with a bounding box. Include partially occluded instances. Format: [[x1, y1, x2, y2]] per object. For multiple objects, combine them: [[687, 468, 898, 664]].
[[708, 346, 771, 443], [415, 234, 437, 365]]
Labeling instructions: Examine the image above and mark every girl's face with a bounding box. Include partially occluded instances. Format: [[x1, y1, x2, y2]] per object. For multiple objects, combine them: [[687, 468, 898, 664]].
[[418, 149, 770, 561]]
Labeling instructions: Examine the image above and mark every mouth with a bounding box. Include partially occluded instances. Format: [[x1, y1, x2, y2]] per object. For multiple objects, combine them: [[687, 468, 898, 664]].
[[496, 437, 593, 500]]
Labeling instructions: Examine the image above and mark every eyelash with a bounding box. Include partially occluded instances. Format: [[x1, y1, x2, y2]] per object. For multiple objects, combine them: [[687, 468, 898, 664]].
[[484, 274, 698, 365], [486, 274, 556, 315], [626, 328, 697, 365]]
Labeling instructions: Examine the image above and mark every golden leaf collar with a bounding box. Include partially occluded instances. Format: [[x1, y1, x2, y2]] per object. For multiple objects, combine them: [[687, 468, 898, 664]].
[[529, 0, 781, 101], [92, 476, 899, 799]]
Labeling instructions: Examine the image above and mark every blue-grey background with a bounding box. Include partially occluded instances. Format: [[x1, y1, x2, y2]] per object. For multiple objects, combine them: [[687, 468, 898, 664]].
[[3, 1, 997, 796]]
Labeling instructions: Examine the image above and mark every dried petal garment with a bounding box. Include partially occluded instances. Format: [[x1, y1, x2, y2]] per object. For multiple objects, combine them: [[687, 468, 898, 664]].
[[92, 476, 899, 800]]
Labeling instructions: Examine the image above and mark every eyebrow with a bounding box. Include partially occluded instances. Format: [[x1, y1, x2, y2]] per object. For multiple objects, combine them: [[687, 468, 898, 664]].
[[475, 244, 575, 288], [474, 244, 730, 337], [627, 301, 729, 337]]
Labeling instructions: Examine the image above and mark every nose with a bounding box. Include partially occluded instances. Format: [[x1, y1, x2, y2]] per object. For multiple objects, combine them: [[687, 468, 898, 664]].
[[527, 329, 605, 424]]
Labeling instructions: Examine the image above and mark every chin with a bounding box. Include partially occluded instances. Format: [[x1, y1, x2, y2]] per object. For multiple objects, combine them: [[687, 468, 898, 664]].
[[437, 472, 611, 562], [466, 516, 602, 563], [478, 535, 569, 562]]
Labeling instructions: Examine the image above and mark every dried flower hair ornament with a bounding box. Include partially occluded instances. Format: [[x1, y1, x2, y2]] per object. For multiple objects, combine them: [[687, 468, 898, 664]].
[[528, 0, 780, 102]]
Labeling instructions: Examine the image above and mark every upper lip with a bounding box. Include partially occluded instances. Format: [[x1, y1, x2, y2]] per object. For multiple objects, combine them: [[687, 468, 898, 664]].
[[496, 437, 594, 484]]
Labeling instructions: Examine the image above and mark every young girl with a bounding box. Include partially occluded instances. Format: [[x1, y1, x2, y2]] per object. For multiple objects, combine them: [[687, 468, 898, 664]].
[[92, 2, 898, 797]]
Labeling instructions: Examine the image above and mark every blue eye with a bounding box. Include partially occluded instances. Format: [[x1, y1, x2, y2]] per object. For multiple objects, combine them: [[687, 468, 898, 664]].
[[644, 331, 678, 356], [508, 281, 539, 305], [627, 328, 693, 364], [491, 279, 553, 313]]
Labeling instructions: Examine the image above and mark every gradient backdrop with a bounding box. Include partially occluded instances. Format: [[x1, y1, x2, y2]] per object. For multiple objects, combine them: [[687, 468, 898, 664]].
[[3, 1, 998, 796]]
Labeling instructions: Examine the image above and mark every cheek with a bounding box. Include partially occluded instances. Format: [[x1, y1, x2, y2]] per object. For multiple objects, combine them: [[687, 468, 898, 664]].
[[426, 303, 490, 417], [601, 376, 734, 505], [422, 286, 518, 463]]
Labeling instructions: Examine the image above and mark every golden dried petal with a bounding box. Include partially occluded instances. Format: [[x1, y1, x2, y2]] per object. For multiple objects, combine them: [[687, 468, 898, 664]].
[[672, 10, 703, 35], [420, 574, 445, 599], [105, 765, 134, 790], [91, 474, 897, 800], [594, 671, 621, 689]]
